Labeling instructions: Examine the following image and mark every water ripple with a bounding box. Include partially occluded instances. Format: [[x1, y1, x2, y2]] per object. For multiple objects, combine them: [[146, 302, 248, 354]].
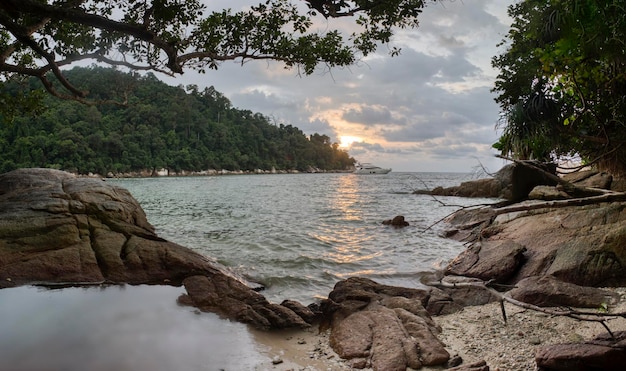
[[110, 172, 493, 303]]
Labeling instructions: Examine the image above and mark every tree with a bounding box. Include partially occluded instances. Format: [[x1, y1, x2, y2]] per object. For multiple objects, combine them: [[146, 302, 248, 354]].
[[492, 0, 626, 176], [1, 66, 355, 174], [0, 0, 425, 104]]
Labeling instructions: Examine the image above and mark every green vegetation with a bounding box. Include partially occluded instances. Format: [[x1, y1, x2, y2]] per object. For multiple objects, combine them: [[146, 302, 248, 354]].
[[492, 0, 626, 176], [0, 0, 424, 105], [0, 66, 354, 174]]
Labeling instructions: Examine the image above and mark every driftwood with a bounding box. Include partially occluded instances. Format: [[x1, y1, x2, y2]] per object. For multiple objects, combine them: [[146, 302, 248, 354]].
[[427, 278, 624, 338]]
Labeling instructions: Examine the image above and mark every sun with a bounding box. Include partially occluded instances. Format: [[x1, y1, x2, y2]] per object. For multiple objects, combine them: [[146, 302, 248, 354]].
[[339, 136, 362, 148]]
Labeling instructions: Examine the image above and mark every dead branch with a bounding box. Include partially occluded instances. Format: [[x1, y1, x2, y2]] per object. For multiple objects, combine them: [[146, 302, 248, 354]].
[[426, 278, 623, 338], [491, 192, 626, 216]]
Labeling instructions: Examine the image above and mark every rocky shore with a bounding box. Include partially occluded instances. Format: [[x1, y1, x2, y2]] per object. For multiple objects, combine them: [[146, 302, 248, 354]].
[[2, 165, 626, 370]]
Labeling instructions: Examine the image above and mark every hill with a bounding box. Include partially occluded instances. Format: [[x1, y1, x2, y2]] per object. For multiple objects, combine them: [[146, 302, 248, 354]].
[[0, 66, 354, 175]]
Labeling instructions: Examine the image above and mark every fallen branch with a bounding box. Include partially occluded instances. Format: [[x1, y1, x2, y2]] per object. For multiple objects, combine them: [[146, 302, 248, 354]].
[[491, 192, 626, 216], [427, 278, 625, 338]]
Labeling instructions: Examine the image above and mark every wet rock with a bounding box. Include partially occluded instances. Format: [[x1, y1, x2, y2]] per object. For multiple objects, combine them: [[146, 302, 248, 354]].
[[445, 240, 527, 283], [509, 275, 619, 308], [382, 215, 409, 227], [322, 277, 449, 370], [179, 275, 310, 329], [0, 168, 311, 330], [535, 331, 626, 371], [0, 168, 216, 287]]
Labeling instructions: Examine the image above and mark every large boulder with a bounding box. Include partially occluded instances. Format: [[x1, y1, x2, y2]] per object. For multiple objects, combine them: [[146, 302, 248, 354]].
[[444, 200, 626, 288], [414, 162, 558, 201], [0, 168, 311, 329], [445, 239, 526, 283], [320, 277, 451, 370], [508, 275, 618, 308], [535, 331, 626, 371]]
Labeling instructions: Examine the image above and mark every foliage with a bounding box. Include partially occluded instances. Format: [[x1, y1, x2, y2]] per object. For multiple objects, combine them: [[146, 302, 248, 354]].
[[0, 0, 426, 103], [0, 66, 355, 174], [492, 0, 626, 175]]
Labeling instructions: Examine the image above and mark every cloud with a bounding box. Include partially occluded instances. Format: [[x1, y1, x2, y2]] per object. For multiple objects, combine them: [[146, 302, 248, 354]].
[[159, 0, 514, 172]]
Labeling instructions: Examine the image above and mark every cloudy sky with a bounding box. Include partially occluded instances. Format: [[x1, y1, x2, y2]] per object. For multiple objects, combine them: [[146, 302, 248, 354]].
[[161, 0, 515, 173]]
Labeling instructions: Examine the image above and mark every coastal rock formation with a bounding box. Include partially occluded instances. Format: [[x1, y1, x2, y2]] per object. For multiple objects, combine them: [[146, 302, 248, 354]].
[[0, 168, 310, 329], [445, 239, 526, 283], [178, 275, 312, 329], [444, 201, 626, 288], [321, 277, 451, 370], [508, 275, 618, 308], [535, 331, 626, 371], [414, 162, 558, 201], [382, 215, 409, 227]]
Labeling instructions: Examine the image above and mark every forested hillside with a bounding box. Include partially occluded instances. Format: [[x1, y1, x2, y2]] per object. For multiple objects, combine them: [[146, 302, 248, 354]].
[[0, 66, 354, 175]]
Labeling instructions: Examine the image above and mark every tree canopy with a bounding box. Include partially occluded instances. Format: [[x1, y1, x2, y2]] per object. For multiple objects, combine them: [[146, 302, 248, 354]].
[[0, 66, 355, 174], [492, 0, 626, 176], [0, 0, 426, 103]]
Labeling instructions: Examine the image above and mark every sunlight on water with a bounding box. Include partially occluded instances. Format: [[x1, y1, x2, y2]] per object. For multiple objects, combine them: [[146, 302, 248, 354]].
[[110, 172, 495, 304]]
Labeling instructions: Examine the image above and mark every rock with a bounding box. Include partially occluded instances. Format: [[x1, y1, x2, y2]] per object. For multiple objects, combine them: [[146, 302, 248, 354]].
[[382, 215, 409, 227], [509, 275, 619, 308], [562, 170, 613, 189], [444, 201, 626, 287], [535, 331, 626, 371], [445, 240, 527, 283], [321, 277, 449, 370], [528, 185, 571, 200], [436, 276, 495, 308], [0, 168, 210, 287], [179, 275, 311, 329], [0, 168, 311, 329], [414, 162, 558, 201]]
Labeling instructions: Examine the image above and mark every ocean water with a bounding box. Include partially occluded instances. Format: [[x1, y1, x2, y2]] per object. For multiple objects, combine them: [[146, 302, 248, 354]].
[[110, 172, 494, 304]]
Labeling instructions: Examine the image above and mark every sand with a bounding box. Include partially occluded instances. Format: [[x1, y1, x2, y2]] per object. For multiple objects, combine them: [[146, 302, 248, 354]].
[[2, 284, 625, 371], [250, 288, 626, 371]]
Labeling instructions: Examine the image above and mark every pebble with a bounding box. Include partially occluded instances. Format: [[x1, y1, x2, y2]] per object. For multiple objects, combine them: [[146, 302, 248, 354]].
[[272, 356, 283, 365]]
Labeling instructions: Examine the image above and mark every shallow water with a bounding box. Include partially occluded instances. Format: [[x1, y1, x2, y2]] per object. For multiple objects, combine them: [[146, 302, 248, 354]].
[[0, 285, 267, 371], [110, 172, 494, 303], [0, 172, 497, 371]]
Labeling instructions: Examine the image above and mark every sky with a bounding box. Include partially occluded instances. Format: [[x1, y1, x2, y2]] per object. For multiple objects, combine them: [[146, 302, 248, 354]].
[[160, 0, 516, 173]]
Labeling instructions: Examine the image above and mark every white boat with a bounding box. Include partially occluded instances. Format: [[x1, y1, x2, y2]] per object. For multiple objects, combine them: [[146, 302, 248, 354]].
[[354, 162, 391, 174]]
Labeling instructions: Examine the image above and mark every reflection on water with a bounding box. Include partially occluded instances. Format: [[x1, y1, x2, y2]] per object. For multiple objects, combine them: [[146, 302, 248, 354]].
[[330, 174, 362, 222], [0, 285, 267, 371], [110, 173, 491, 303], [316, 174, 380, 265]]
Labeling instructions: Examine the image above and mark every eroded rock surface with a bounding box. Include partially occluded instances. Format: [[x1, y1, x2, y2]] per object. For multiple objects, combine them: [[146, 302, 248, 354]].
[[445, 201, 626, 287], [535, 331, 626, 371], [0, 168, 310, 329], [509, 275, 618, 308], [414, 162, 558, 201], [321, 277, 450, 370]]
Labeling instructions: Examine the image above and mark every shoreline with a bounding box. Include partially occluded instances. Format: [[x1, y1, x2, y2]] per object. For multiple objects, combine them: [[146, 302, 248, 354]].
[[78, 168, 356, 179], [250, 287, 626, 371], [2, 282, 626, 370]]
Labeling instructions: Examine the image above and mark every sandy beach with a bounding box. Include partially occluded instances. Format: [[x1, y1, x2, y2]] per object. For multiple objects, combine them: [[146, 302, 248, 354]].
[[1, 284, 625, 371], [250, 288, 626, 371]]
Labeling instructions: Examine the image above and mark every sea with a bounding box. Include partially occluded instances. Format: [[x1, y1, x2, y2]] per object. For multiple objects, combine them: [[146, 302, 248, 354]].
[[109, 171, 493, 304], [0, 171, 498, 370]]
